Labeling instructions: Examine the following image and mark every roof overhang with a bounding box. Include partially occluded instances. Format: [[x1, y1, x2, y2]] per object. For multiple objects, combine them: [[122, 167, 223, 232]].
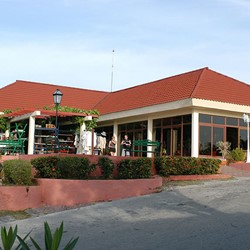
[[98, 98, 250, 123], [2, 109, 98, 122]]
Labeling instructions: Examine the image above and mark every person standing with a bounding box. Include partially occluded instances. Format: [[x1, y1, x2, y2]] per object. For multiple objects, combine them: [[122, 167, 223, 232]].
[[121, 134, 131, 156], [108, 136, 116, 156]]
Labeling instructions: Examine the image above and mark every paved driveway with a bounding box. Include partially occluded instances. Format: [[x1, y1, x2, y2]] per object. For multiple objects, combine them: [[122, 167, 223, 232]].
[[2, 176, 250, 250]]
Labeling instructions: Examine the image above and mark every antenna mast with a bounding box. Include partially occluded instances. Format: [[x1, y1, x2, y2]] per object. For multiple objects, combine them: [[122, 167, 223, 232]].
[[111, 49, 115, 92]]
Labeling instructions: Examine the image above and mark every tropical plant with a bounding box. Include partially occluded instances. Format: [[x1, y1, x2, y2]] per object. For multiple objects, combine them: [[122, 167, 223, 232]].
[[98, 157, 115, 179], [0, 222, 79, 250], [216, 141, 231, 159], [231, 147, 246, 161]]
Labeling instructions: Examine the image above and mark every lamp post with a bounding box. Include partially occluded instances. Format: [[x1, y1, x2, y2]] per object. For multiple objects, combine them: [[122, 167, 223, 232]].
[[243, 113, 250, 163], [53, 89, 63, 150]]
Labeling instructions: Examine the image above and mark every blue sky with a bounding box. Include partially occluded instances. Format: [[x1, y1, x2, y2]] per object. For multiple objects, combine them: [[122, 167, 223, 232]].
[[0, 0, 250, 91]]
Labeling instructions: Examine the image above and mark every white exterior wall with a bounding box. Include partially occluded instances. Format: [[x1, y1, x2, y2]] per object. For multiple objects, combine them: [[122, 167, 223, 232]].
[[147, 118, 153, 157], [28, 116, 35, 155], [191, 111, 199, 157]]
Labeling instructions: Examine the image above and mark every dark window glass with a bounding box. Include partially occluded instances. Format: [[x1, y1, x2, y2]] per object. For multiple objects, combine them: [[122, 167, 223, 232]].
[[183, 124, 191, 156], [240, 129, 247, 150], [213, 116, 225, 125], [153, 119, 161, 127], [199, 114, 211, 123], [118, 124, 126, 131], [173, 116, 182, 125], [226, 117, 238, 126], [163, 118, 171, 126], [240, 119, 247, 127], [183, 114, 192, 123], [213, 127, 224, 156], [199, 126, 211, 155]]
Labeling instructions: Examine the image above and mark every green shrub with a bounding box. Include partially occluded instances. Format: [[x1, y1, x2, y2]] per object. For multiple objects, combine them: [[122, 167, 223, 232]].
[[2, 159, 32, 185], [57, 156, 96, 179], [98, 157, 115, 179], [31, 156, 60, 178], [154, 157, 221, 176], [231, 147, 246, 161], [117, 158, 152, 179]]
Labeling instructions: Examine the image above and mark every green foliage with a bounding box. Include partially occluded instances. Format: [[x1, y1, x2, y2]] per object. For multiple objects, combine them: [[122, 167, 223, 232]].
[[31, 156, 96, 179], [154, 157, 221, 177], [98, 157, 115, 179], [231, 147, 246, 161], [2, 160, 32, 185], [0, 222, 78, 250], [216, 141, 231, 159], [0, 225, 18, 250], [31, 156, 60, 178], [57, 156, 96, 179], [117, 158, 152, 179], [43, 105, 99, 131], [0, 110, 12, 132]]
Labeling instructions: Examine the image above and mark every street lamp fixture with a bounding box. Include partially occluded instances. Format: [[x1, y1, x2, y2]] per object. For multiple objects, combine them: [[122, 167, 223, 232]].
[[53, 89, 63, 150], [243, 113, 250, 163]]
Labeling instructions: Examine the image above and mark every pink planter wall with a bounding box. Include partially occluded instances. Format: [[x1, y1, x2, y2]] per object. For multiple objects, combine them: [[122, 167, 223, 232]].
[[0, 186, 42, 211], [0, 177, 162, 211], [37, 176, 162, 207]]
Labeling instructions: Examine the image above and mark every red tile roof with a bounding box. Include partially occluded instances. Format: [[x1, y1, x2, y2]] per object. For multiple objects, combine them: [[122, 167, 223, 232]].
[[1, 68, 249, 116], [0, 80, 108, 111], [94, 67, 250, 115]]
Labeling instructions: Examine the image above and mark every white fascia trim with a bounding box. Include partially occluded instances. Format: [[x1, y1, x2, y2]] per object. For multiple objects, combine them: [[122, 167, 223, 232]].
[[98, 99, 193, 122], [192, 99, 250, 114], [10, 111, 41, 122]]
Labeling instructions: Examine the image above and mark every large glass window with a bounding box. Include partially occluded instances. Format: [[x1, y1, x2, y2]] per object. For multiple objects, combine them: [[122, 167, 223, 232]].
[[213, 116, 225, 125], [213, 127, 224, 156], [240, 129, 247, 150], [199, 114, 211, 123], [183, 124, 191, 156], [153, 115, 191, 157], [199, 126, 211, 155]]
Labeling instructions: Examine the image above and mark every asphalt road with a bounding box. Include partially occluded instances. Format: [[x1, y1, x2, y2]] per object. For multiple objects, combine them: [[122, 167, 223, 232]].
[[2, 177, 250, 250]]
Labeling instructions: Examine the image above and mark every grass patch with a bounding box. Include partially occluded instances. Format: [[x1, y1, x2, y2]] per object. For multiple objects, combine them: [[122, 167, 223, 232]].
[[0, 210, 31, 220]]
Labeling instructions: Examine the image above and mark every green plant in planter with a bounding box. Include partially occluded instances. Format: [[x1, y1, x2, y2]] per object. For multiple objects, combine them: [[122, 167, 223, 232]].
[[216, 141, 231, 159], [98, 157, 115, 179], [231, 147, 246, 161]]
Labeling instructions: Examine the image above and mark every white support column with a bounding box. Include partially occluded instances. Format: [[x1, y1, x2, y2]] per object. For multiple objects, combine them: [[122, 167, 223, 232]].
[[191, 111, 199, 157], [28, 116, 36, 155], [147, 118, 153, 157], [113, 122, 118, 155]]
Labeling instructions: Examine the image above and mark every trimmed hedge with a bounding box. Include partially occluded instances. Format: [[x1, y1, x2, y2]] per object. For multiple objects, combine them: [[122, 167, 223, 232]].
[[98, 157, 115, 179], [57, 156, 96, 179], [31, 156, 96, 179], [117, 158, 152, 179], [154, 157, 221, 177], [2, 159, 32, 185]]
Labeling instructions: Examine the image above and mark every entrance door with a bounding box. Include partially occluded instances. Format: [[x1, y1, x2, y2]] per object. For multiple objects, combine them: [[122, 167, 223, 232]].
[[163, 127, 181, 156], [226, 127, 238, 150]]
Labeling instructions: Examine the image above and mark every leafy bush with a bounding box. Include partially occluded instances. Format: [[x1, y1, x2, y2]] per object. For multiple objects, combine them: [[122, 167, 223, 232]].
[[2, 159, 32, 185], [0, 221, 78, 250], [117, 158, 152, 179], [31, 156, 60, 178], [154, 157, 221, 177], [98, 157, 115, 179], [31, 156, 96, 179], [231, 147, 246, 161], [57, 156, 96, 179]]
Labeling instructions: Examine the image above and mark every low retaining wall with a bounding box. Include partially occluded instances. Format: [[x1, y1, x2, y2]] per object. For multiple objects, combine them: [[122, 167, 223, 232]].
[[0, 186, 42, 211], [0, 176, 163, 211], [37, 176, 162, 207]]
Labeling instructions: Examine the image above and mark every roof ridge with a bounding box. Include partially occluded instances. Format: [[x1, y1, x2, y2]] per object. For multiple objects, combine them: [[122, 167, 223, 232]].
[[13, 80, 109, 94], [111, 67, 210, 93], [190, 67, 208, 98]]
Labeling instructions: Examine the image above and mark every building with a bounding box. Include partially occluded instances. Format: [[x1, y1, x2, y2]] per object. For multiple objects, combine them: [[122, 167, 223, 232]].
[[1, 67, 250, 157]]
